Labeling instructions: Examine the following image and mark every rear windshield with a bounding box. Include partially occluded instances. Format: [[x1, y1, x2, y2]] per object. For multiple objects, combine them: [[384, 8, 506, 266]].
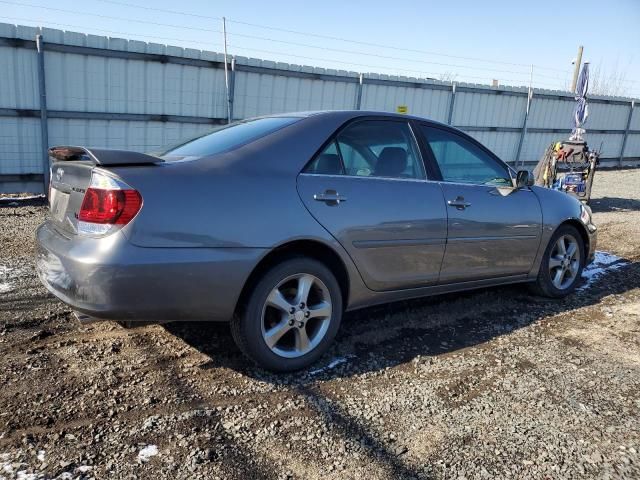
[[162, 117, 298, 158]]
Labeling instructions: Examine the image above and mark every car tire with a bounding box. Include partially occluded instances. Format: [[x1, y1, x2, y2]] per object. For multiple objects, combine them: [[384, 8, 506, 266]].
[[230, 257, 343, 372], [530, 224, 585, 298]]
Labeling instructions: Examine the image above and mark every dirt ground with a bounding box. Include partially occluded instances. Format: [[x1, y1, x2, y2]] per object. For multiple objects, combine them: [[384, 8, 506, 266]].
[[1, 169, 639, 480]]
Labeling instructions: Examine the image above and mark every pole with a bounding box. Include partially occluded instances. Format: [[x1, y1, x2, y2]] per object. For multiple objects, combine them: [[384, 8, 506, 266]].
[[229, 56, 236, 122], [222, 17, 231, 124], [36, 34, 50, 195], [514, 66, 534, 168], [570, 45, 583, 94], [447, 82, 456, 125], [355, 73, 363, 109]]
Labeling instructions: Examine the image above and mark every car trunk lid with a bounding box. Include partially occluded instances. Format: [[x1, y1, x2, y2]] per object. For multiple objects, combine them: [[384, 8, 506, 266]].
[[47, 146, 161, 235]]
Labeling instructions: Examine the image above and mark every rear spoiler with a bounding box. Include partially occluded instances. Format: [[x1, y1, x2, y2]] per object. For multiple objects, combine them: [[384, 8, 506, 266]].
[[48, 146, 163, 166]]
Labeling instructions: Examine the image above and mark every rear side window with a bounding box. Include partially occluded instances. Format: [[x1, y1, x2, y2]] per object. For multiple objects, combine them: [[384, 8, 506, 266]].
[[162, 117, 298, 158], [305, 120, 425, 179]]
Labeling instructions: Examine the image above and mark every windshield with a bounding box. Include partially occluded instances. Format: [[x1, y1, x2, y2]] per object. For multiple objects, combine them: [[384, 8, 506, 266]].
[[161, 116, 298, 158]]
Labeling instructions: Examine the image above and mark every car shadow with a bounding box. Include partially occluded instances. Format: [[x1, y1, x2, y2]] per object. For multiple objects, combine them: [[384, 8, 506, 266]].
[[163, 259, 639, 384], [589, 196, 640, 213], [157, 261, 639, 479]]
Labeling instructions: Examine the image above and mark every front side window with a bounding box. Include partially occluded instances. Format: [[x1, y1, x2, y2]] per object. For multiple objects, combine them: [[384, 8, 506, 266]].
[[162, 116, 298, 159], [305, 120, 425, 180], [420, 126, 511, 186]]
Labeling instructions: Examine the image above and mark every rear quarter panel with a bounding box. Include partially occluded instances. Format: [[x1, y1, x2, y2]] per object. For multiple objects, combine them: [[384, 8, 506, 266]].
[[106, 112, 372, 311], [116, 113, 352, 249]]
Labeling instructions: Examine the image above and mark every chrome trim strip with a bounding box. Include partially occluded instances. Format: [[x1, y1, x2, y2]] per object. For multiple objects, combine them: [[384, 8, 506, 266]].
[[299, 173, 430, 184]]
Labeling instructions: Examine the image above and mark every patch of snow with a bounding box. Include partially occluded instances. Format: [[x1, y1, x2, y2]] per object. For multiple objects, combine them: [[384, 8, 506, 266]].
[[36, 451, 45, 463], [0, 265, 13, 294], [137, 445, 159, 463], [309, 355, 354, 375], [579, 251, 629, 291], [76, 465, 93, 473], [0, 195, 45, 203], [1, 453, 46, 480], [15, 471, 41, 480]]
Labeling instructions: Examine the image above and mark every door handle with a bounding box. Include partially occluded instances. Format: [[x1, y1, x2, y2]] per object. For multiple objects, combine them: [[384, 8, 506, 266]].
[[314, 190, 347, 205], [447, 197, 471, 210]]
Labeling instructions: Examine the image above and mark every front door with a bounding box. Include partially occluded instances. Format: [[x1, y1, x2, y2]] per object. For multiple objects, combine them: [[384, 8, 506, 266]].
[[297, 119, 448, 291], [418, 124, 543, 283]]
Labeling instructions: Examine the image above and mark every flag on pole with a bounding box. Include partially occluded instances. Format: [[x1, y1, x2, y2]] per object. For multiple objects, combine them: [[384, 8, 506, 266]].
[[570, 63, 589, 141]]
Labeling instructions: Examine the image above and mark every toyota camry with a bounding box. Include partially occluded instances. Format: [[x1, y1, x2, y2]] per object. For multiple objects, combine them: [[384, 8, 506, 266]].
[[36, 111, 597, 371]]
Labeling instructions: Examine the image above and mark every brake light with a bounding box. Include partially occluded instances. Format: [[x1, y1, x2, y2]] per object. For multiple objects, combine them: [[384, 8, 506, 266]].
[[78, 171, 142, 236], [79, 188, 141, 224]]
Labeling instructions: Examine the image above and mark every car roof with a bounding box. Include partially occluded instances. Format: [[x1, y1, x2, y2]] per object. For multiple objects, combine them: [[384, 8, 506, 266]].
[[267, 110, 451, 128]]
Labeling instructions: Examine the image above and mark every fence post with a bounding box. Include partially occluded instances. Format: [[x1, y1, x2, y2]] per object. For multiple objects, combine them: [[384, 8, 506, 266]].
[[36, 34, 49, 194], [355, 73, 363, 110], [229, 57, 236, 122], [515, 91, 533, 168], [447, 82, 456, 125], [619, 100, 634, 167]]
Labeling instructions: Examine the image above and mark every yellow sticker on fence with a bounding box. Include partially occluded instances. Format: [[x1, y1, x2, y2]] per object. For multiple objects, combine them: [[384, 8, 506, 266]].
[[396, 105, 408, 114]]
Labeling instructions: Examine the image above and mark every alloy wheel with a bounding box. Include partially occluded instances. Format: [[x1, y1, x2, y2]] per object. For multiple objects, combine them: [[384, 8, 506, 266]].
[[260, 273, 332, 358], [548, 234, 581, 290]]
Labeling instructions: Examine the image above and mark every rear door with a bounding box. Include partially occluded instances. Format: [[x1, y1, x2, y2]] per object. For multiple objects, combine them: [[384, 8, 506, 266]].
[[417, 124, 542, 283], [297, 119, 447, 292]]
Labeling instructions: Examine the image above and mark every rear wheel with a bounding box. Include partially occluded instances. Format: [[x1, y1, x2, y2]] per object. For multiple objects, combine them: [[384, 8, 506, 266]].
[[231, 258, 342, 372], [530, 225, 584, 298]]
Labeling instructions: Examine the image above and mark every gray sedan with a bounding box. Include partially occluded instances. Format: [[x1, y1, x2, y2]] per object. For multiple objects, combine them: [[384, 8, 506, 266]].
[[36, 111, 597, 371]]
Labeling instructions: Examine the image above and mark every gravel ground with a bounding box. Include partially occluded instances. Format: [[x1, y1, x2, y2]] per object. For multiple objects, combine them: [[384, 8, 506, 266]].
[[1, 169, 639, 480]]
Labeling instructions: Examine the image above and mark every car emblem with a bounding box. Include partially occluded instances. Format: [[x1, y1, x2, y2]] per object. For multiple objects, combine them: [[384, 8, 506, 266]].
[[56, 168, 64, 181]]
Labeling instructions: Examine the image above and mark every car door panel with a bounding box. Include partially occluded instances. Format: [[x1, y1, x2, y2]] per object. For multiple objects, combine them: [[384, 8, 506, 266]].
[[416, 123, 543, 284], [297, 174, 447, 291], [439, 183, 542, 282]]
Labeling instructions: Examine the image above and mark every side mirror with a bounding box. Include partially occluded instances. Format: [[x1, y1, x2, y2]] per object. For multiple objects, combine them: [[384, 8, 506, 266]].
[[516, 170, 534, 188]]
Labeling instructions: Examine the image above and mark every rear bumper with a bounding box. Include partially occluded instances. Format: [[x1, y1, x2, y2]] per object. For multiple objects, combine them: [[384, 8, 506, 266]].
[[36, 222, 265, 322]]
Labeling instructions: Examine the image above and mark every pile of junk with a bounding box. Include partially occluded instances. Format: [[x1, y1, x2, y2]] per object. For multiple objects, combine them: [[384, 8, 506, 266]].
[[532, 63, 600, 204]]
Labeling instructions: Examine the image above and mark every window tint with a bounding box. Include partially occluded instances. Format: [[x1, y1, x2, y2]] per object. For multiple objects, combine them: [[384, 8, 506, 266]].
[[305, 120, 425, 179], [305, 141, 344, 175], [162, 117, 298, 158], [421, 126, 511, 185], [337, 142, 371, 176]]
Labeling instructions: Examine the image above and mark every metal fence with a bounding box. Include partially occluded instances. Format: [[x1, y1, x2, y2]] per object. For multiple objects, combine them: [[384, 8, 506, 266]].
[[1, 22, 639, 193]]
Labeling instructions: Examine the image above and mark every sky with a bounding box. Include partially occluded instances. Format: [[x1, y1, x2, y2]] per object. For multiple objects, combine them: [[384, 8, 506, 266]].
[[2, 0, 639, 96]]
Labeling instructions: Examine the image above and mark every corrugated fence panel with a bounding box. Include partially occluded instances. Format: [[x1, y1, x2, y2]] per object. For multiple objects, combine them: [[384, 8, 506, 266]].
[[48, 119, 212, 153], [464, 130, 521, 163], [40, 28, 228, 117], [623, 134, 640, 158], [528, 95, 631, 130], [233, 59, 358, 118], [360, 76, 451, 122], [453, 91, 527, 128], [0, 118, 41, 174], [0, 24, 41, 177], [585, 102, 630, 130], [629, 106, 640, 131], [1, 22, 639, 192], [527, 97, 575, 130], [0, 25, 39, 109]]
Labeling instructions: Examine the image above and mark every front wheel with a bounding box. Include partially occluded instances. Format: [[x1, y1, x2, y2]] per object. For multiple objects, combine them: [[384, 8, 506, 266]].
[[530, 225, 584, 298], [231, 257, 343, 372]]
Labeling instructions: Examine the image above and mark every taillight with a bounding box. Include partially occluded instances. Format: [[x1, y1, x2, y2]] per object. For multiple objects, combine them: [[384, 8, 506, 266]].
[[78, 171, 142, 236]]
